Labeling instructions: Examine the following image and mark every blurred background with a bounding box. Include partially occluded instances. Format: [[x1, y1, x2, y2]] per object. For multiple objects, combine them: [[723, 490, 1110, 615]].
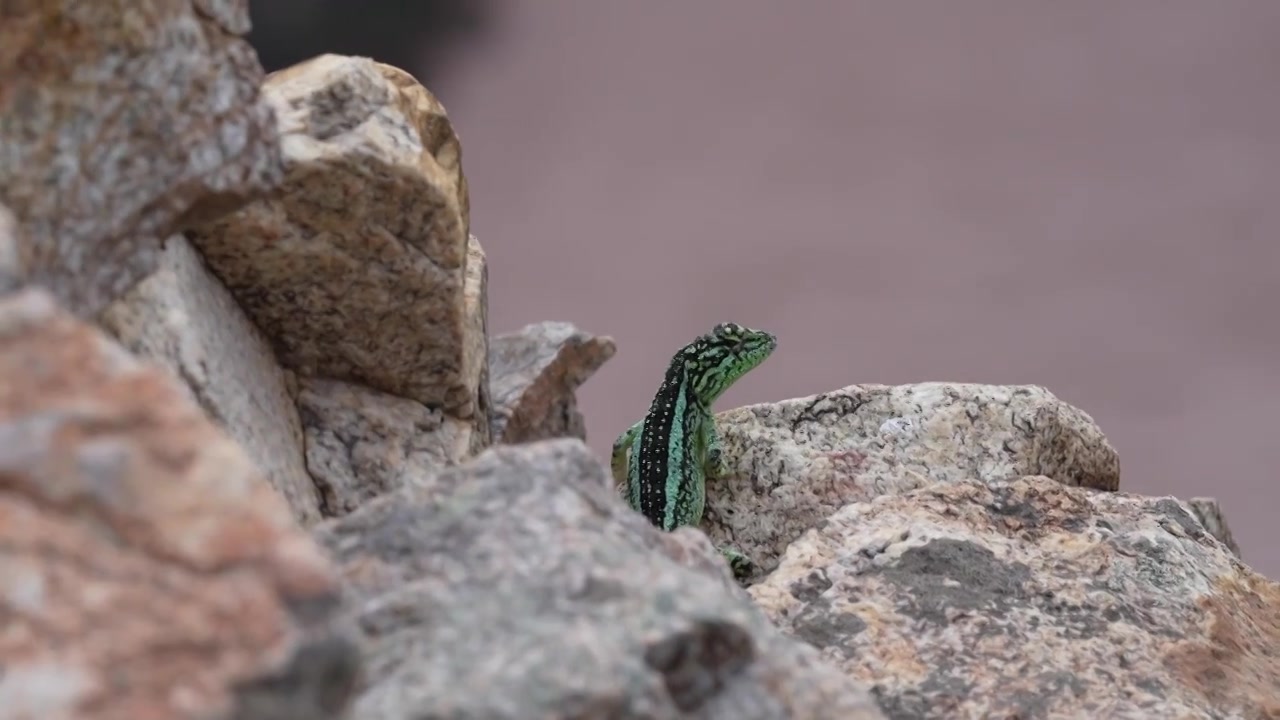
[[249, 1, 1280, 579]]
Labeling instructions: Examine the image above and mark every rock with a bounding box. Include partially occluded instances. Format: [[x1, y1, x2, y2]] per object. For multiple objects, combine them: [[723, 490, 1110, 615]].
[[297, 377, 485, 517], [463, 233, 493, 446], [313, 439, 885, 720], [0, 0, 282, 316], [1186, 497, 1241, 558], [0, 204, 22, 295], [187, 54, 483, 420], [99, 235, 322, 524], [748, 475, 1280, 720], [707, 383, 1121, 578], [0, 289, 360, 720], [295, 234, 491, 519], [489, 321, 616, 444]]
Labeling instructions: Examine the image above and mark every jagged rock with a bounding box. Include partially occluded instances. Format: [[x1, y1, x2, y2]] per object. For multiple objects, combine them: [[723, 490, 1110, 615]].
[[748, 475, 1280, 720], [297, 377, 486, 517], [313, 439, 885, 720], [0, 289, 360, 720], [0, 0, 282, 316], [707, 383, 1121, 579], [187, 54, 484, 425], [99, 235, 322, 524], [1186, 497, 1241, 558], [489, 321, 616, 444]]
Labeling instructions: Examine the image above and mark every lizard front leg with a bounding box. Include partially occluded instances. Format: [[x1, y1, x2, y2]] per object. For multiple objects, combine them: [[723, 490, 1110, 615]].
[[718, 547, 757, 582], [703, 421, 730, 480], [702, 424, 756, 581], [611, 419, 643, 498]]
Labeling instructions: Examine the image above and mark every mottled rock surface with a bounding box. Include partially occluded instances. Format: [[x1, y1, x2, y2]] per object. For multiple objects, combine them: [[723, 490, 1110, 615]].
[[0, 289, 359, 720], [188, 54, 480, 417], [1187, 496, 1241, 559], [314, 439, 885, 720], [489, 321, 616, 444], [749, 475, 1280, 720], [298, 377, 485, 517], [707, 383, 1121, 578], [0, 0, 282, 316], [99, 235, 321, 524]]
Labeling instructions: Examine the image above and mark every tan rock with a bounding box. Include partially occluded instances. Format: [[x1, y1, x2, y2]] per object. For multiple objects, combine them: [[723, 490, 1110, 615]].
[[463, 233, 492, 446], [749, 475, 1280, 719], [0, 289, 359, 720], [99, 235, 322, 524], [489, 321, 616, 444], [187, 54, 480, 416], [708, 382, 1120, 578], [0, 0, 282, 316]]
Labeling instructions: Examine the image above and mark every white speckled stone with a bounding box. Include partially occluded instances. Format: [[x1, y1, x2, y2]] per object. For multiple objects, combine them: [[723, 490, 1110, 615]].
[[706, 382, 1120, 577]]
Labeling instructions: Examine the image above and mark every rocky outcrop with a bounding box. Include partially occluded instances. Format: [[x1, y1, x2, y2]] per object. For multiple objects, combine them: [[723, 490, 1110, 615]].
[[0, 5, 1273, 718]]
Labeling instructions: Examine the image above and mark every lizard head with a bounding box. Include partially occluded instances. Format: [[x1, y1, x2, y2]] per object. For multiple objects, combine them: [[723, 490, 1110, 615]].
[[682, 322, 777, 404]]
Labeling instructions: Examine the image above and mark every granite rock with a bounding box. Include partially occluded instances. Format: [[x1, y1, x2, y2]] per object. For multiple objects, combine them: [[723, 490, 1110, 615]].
[[707, 382, 1121, 579], [99, 235, 321, 524], [0, 0, 282, 316], [0, 289, 359, 720], [313, 439, 885, 720], [748, 475, 1280, 719], [489, 321, 616, 444], [187, 54, 482, 419]]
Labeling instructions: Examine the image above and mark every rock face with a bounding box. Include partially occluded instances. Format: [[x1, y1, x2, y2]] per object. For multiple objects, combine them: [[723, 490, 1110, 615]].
[[0, 289, 358, 720], [314, 439, 887, 720], [0, 5, 1272, 715], [0, 0, 283, 317]]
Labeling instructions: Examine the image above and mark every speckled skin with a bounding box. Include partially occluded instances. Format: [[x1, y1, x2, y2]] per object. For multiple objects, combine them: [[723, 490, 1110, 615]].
[[611, 322, 776, 578]]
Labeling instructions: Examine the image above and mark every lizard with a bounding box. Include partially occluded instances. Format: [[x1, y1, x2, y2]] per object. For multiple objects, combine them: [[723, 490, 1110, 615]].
[[610, 322, 777, 580]]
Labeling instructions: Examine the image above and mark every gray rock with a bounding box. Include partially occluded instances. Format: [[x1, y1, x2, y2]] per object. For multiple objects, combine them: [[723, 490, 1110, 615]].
[[298, 376, 485, 517], [1186, 496, 1241, 558], [313, 439, 884, 720], [489, 321, 616, 444], [99, 234, 321, 524], [0, 0, 282, 317]]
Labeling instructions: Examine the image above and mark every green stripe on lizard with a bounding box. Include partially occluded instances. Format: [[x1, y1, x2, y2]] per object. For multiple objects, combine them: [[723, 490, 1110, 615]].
[[611, 322, 777, 580]]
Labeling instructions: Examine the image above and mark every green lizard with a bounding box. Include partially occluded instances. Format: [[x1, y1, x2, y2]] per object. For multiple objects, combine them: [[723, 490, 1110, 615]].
[[611, 322, 777, 580]]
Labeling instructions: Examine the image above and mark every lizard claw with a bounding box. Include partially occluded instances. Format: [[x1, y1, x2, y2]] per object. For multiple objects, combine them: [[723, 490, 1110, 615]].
[[706, 446, 731, 480], [719, 546, 756, 582]]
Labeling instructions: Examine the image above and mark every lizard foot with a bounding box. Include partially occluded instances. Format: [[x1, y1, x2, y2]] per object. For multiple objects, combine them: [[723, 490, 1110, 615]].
[[706, 446, 731, 480], [719, 546, 756, 583]]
